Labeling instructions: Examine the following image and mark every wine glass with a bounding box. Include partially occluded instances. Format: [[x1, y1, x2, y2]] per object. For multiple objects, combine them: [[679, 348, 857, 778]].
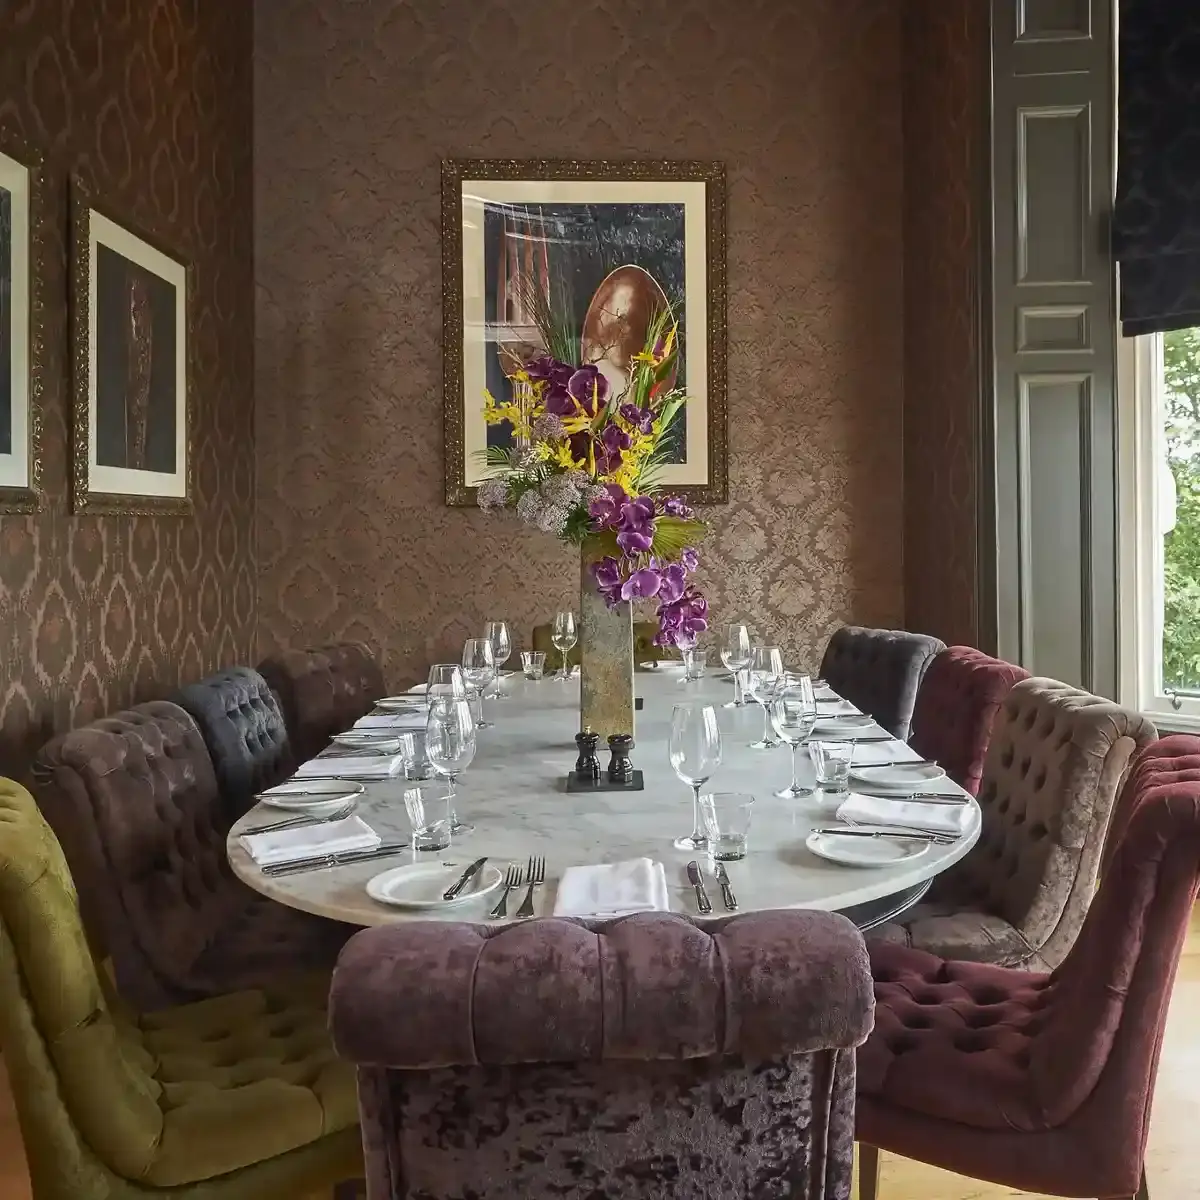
[[425, 697, 476, 834], [552, 611, 578, 679], [746, 645, 785, 749], [426, 663, 467, 710], [668, 702, 722, 851], [461, 638, 496, 729], [720, 623, 752, 708], [771, 675, 818, 798], [484, 620, 511, 698]]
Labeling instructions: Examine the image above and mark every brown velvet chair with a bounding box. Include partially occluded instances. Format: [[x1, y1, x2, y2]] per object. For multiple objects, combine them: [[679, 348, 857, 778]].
[[869, 677, 1156, 970], [33, 701, 352, 1011], [258, 641, 385, 763], [855, 734, 1200, 1200], [330, 911, 875, 1199]]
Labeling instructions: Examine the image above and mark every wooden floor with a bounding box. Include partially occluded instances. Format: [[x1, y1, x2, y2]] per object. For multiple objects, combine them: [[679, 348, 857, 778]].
[[1, 910, 1197, 1199]]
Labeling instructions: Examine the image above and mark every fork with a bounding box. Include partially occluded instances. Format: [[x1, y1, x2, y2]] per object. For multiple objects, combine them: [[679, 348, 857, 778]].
[[515, 855, 545, 918], [245, 799, 357, 835], [489, 863, 524, 919], [838, 817, 958, 844]]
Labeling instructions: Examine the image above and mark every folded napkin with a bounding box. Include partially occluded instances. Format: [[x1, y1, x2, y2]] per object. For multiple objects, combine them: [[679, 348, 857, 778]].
[[354, 712, 426, 730], [844, 741, 906, 765], [836, 793, 972, 837], [816, 698, 860, 714], [553, 858, 670, 917], [294, 753, 406, 779], [240, 815, 380, 866]]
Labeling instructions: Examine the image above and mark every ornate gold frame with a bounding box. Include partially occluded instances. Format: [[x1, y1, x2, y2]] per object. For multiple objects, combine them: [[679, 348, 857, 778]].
[[441, 158, 728, 507], [69, 176, 194, 516], [0, 126, 45, 514]]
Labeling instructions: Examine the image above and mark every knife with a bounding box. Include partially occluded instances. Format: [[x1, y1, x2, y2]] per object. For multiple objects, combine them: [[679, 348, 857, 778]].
[[443, 856, 488, 900], [811, 826, 957, 844], [854, 791, 967, 804], [686, 861, 713, 914], [261, 841, 410, 876], [715, 862, 738, 910]]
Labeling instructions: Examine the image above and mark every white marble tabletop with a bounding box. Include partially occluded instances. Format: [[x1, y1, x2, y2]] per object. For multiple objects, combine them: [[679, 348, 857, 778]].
[[227, 668, 980, 926]]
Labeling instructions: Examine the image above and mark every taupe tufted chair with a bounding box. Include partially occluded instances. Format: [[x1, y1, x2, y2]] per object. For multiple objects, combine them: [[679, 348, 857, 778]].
[[869, 677, 1156, 971]]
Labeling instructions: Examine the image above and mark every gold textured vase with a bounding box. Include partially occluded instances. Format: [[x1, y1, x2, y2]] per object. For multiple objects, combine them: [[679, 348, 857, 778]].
[[579, 538, 635, 740]]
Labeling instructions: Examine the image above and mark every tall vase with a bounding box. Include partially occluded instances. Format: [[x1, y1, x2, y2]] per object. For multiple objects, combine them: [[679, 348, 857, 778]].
[[579, 537, 635, 739]]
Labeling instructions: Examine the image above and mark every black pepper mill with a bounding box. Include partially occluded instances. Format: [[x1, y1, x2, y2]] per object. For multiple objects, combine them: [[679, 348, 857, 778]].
[[573, 729, 602, 782], [607, 734, 635, 785]]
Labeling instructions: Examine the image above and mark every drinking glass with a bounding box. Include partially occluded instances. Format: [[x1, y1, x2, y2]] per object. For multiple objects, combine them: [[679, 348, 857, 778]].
[[461, 638, 496, 729], [394, 732, 418, 780], [669, 703, 722, 851], [484, 620, 511, 698], [771, 676, 818, 798], [426, 698, 476, 834], [720, 623, 752, 708], [746, 645, 785, 749], [426, 663, 467, 709], [520, 650, 546, 680], [810, 740, 854, 793], [402, 788, 452, 852], [698, 792, 755, 860], [551, 611, 578, 679], [682, 647, 708, 680]]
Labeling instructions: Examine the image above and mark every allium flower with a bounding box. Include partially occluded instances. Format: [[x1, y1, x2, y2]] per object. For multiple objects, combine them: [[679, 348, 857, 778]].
[[588, 482, 627, 530], [619, 403, 654, 434], [476, 478, 510, 510], [542, 472, 582, 506], [515, 490, 543, 527], [595, 423, 632, 475], [536, 501, 571, 535], [531, 412, 566, 443], [566, 365, 609, 416], [615, 495, 655, 555]]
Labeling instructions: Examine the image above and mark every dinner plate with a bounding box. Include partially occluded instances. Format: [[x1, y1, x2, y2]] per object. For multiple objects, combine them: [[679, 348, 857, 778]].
[[638, 660, 686, 672], [806, 830, 930, 867], [256, 779, 365, 813], [332, 731, 402, 752], [851, 762, 948, 790], [365, 862, 505, 909], [375, 695, 425, 711]]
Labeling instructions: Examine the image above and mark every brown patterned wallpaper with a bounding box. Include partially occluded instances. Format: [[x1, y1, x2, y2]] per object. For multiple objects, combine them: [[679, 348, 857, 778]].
[[0, 0, 255, 777], [901, 0, 988, 648], [255, 0, 906, 683]]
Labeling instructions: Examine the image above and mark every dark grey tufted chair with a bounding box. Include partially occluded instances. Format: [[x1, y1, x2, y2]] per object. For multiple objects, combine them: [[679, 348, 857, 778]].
[[818, 626, 946, 740], [174, 667, 292, 818]]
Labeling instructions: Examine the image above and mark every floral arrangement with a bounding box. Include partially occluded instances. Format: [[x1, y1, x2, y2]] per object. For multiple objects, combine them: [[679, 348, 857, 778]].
[[478, 307, 708, 647]]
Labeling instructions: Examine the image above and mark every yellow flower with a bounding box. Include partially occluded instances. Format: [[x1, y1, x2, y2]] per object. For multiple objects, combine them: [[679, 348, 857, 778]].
[[552, 442, 579, 470]]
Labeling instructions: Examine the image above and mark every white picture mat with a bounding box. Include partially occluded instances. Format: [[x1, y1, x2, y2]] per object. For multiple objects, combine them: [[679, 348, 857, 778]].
[[87, 210, 187, 498], [0, 151, 30, 490], [460, 178, 710, 489]]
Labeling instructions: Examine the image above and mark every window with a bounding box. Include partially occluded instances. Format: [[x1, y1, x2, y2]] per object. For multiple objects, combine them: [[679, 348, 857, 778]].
[[1119, 326, 1200, 726]]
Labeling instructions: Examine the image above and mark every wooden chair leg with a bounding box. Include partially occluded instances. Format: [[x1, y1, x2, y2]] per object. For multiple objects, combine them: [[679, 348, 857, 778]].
[[857, 1142, 881, 1200]]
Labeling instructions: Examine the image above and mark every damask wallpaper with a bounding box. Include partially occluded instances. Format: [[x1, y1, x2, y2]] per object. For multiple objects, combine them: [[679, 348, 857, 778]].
[[255, 0, 906, 683], [0, 0, 255, 777], [900, 0, 987, 648]]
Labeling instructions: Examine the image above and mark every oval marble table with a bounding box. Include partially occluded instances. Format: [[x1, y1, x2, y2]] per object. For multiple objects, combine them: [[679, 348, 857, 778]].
[[228, 669, 981, 928]]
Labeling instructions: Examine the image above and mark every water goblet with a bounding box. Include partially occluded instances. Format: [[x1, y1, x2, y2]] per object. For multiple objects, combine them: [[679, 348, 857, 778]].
[[425, 697, 476, 834], [720, 623, 752, 708], [771, 676, 818, 799], [669, 702, 722, 851], [426, 663, 467, 710], [484, 620, 511, 698], [698, 792, 755, 861], [551, 611, 578, 679], [461, 638, 496, 729], [520, 650, 546, 680], [746, 645, 785, 749]]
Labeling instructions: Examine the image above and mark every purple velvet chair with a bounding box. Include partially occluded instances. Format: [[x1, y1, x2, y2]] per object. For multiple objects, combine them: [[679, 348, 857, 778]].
[[855, 734, 1200, 1200], [330, 911, 875, 1200]]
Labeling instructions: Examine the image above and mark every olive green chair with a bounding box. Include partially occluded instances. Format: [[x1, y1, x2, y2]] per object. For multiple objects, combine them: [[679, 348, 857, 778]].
[[0, 776, 362, 1199], [532, 620, 671, 671]]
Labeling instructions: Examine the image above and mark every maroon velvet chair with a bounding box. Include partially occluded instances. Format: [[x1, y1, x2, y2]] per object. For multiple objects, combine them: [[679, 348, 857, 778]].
[[855, 734, 1200, 1200], [907, 647, 1029, 796], [330, 911, 875, 1200]]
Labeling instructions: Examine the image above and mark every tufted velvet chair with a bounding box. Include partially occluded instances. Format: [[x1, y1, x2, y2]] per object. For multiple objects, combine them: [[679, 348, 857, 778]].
[[174, 666, 293, 819], [258, 642, 384, 763], [330, 911, 875, 1200], [870, 678, 1156, 971], [855, 734, 1200, 1200], [32, 701, 353, 1011], [908, 647, 1029, 796], [819, 627, 946, 740]]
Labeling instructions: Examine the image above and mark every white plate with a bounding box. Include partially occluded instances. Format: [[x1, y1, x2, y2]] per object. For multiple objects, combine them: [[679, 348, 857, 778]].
[[806, 830, 930, 867], [366, 861, 505, 909], [851, 763, 947, 790], [256, 779, 365, 812], [638, 660, 685, 671], [376, 695, 425, 711], [332, 731, 402, 751], [813, 714, 875, 734]]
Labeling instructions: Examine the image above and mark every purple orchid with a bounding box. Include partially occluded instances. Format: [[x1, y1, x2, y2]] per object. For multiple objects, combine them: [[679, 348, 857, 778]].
[[566, 365, 609, 416], [680, 546, 699, 572], [588, 482, 627, 531], [660, 495, 695, 520], [595, 424, 632, 475], [591, 556, 624, 607], [654, 585, 708, 647], [656, 561, 688, 605], [615, 495, 655, 555], [619, 403, 654, 434], [621, 566, 663, 602], [525, 356, 573, 388]]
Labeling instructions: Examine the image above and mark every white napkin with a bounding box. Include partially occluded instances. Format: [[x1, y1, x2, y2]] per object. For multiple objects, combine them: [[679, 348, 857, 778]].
[[294, 754, 406, 779], [240, 815, 380, 866], [836, 793, 972, 836], [354, 712, 426, 730], [553, 858, 670, 917], [845, 741, 906, 765], [816, 698, 861, 715]]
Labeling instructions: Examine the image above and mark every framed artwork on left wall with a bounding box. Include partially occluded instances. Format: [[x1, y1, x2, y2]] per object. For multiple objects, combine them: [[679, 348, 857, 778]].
[[70, 178, 193, 515], [0, 129, 45, 512]]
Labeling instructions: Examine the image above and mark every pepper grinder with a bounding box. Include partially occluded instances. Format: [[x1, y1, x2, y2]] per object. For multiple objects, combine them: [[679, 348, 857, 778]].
[[573, 729, 602, 782], [607, 733, 635, 784]]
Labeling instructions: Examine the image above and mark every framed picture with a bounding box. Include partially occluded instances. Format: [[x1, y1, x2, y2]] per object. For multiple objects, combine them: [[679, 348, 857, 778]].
[[70, 179, 192, 515], [442, 158, 727, 507], [0, 129, 44, 512]]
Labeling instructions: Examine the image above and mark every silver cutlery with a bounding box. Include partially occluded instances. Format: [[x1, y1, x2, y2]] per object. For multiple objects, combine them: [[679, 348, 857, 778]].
[[687, 860, 713, 914], [715, 862, 737, 911], [852, 757, 937, 768], [489, 863, 524, 919], [254, 783, 365, 802], [854, 791, 967, 805], [261, 841, 409, 876], [245, 798, 358, 835], [515, 855, 546, 918], [443, 857, 488, 901], [812, 825, 957, 845]]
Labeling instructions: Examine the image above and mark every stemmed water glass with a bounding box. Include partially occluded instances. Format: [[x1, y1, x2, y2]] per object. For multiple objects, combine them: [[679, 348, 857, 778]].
[[426, 664, 467, 709], [484, 620, 511, 698], [552, 611, 577, 679], [771, 675, 818, 799], [425, 696, 476, 835], [720, 623, 752, 708], [668, 702, 722, 851], [746, 645, 785, 749], [461, 638, 496, 729]]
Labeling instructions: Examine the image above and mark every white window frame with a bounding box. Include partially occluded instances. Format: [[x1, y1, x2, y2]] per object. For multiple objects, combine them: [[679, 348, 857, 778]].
[[1116, 329, 1200, 727]]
